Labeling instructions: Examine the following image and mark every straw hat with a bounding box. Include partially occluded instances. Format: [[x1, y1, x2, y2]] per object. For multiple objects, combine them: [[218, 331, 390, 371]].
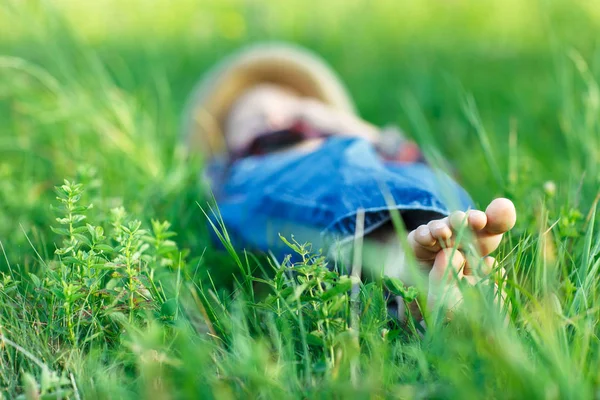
[[181, 43, 356, 158]]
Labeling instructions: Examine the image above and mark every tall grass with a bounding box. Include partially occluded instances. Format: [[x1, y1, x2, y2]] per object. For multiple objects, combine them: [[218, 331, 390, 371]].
[[1, 0, 600, 398]]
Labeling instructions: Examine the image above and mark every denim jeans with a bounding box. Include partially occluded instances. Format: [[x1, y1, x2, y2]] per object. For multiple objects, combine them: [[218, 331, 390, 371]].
[[209, 137, 474, 258]]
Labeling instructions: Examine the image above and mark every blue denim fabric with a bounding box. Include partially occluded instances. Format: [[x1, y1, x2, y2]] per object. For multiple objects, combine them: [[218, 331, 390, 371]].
[[210, 137, 474, 258]]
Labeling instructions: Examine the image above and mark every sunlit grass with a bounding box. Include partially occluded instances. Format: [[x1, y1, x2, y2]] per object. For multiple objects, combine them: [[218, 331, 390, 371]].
[[1, 0, 600, 398]]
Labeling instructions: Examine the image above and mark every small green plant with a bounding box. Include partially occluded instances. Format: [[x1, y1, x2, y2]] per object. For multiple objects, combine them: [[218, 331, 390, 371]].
[[253, 236, 380, 375], [30, 180, 187, 346]]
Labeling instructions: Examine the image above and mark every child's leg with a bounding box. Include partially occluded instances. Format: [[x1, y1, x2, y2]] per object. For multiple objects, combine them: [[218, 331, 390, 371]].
[[361, 198, 516, 321]]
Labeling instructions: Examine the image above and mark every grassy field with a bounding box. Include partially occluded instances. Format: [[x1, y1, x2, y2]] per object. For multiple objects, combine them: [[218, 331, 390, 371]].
[[2, 0, 600, 398]]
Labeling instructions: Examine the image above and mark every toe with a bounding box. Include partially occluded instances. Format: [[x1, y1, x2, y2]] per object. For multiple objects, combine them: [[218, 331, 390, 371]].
[[414, 224, 436, 247], [485, 198, 517, 234], [428, 218, 452, 242], [408, 229, 439, 262], [449, 210, 487, 233], [467, 210, 487, 231], [449, 211, 468, 231]]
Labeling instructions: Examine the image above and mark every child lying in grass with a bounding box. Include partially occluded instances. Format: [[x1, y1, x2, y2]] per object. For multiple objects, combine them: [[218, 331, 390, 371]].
[[182, 43, 516, 321]]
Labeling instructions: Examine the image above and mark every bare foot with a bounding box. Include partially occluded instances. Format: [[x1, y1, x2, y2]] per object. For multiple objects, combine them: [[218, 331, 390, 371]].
[[407, 198, 516, 264], [362, 198, 515, 322], [426, 248, 503, 316], [406, 198, 516, 317]]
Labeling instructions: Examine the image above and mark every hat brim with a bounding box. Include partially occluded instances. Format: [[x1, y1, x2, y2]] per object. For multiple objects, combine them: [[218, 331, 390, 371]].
[[181, 43, 356, 157]]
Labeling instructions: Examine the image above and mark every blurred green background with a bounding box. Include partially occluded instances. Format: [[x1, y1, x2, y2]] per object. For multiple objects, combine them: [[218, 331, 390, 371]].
[[1, 0, 600, 267]]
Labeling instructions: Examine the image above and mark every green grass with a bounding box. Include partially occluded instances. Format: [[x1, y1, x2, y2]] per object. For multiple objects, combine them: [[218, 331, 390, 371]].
[[2, 0, 600, 398]]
